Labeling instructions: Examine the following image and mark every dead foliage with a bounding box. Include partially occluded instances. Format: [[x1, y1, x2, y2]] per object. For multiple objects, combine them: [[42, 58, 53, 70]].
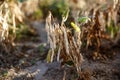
[[79, 0, 120, 60], [0, 0, 23, 42], [45, 0, 120, 79], [46, 11, 84, 76]]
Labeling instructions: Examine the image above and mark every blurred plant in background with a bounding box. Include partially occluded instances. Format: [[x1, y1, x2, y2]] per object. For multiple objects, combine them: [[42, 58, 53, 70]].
[[0, 0, 23, 42], [0, 1, 23, 58], [39, 0, 69, 20], [20, 0, 43, 20]]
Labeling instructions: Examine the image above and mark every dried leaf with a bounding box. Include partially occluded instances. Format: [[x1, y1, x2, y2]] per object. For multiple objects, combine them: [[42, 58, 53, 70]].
[[46, 49, 52, 63], [62, 27, 69, 55]]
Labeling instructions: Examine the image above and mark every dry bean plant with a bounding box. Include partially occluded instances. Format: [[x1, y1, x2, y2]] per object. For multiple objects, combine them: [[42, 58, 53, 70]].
[[0, 0, 23, 52], [79, 0, 120, 59], [46, 11, 84, 77]]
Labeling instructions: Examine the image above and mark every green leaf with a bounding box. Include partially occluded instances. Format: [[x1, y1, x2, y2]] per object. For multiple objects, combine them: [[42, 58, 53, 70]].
[[78, 17, 91, 23]]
